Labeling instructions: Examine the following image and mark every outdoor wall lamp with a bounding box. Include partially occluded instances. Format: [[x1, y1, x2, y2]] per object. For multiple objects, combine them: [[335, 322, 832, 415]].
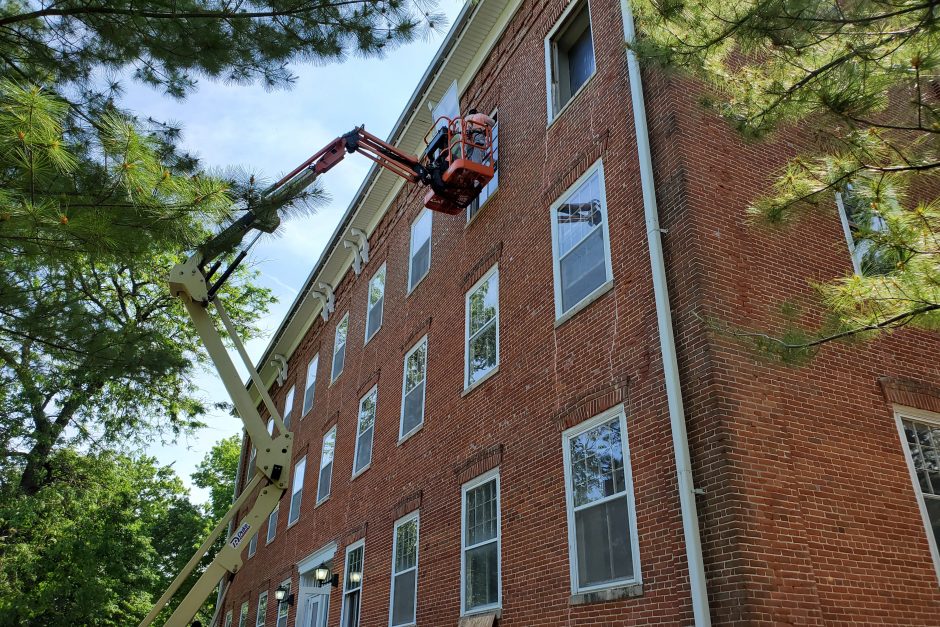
[[313, 562, 339, 588], [274, 584, 294, 606]]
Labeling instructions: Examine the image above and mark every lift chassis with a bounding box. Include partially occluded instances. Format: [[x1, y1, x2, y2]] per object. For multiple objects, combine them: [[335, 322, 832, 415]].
[[141, 123, 492, 626]]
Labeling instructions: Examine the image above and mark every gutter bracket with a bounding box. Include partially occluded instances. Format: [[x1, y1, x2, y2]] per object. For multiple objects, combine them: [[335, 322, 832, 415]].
[[271, 353, 288, 386]]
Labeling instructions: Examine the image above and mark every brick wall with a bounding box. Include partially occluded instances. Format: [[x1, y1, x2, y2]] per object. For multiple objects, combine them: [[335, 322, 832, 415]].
[[218, 0, 940, 624]]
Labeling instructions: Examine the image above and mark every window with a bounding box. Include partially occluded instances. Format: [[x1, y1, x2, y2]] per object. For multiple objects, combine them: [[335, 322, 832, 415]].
[[256, 591, 268, 627], [303, 354, 319, 416], [465, 266, 499, 389], [353, 387, 377, 476], [248, 440, 257, 479], [400, 336, 427, 440], [467, 111, 498, 222], [550, 160, 612, 319], [238, 601, 249, 627], [317, 426, 336, 504], [896, 407, 940, 582], [408, 209, 432, 291], [390, 512, 419, 626], [836, 186, 893, 276], [332, 313, 349, 382], [276, 581, 290, 627], [282, 385, 295, 430], [365, 264, 386, 343], [562, 407, 641, 593], [288, 456, 306, 526], [461, 469, 501, 614], [224, 609, 233, 627], [342, 541, 365, 627], [546, 0, 595, 120], [266, 504, 278, 544], [247, 532, 258, 558]]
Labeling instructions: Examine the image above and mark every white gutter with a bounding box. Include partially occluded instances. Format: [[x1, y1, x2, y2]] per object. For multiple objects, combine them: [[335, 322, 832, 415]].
[[620, 2, 711, 624]]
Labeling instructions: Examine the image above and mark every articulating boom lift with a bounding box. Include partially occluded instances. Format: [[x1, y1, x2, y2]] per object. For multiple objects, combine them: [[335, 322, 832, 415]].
[[141, 121, 492, 627]]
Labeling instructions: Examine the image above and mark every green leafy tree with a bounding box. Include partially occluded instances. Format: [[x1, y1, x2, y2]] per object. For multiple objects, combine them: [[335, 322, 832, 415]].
[[0, 0, 442, 494], [632, 0, 940, 353], [192, 435, 241, 523], [0, 450, 208, 626]]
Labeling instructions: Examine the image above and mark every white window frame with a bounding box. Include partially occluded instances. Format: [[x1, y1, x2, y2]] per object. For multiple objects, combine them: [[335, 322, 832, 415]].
[[238, 600, 249, 627], [341, 539, 366, 627], [332, 313, 349, 383], [464, 264, 500, 391], [893, 405, 940, 584], [389, 511, 420, 627], [352, 386, 377, 478], [275, 579, 290, 627], [544, 0, 596, 124], [399, 335, 428, 442], [224, 609, 233, 627], [408, 209, 432, 293], [561, 404, 642, 594], [460, 467, 502, 615], [282, 385, 295, 429], [467, 109, 499, 223], [317, 426, 337, 505], [549, 159, 614, 323], [287, 455, 306, 527], [266, 503, 279, 545], [365, 263, 386, 344], [255, 590, 268, 627], [302, 354, 319, 416]]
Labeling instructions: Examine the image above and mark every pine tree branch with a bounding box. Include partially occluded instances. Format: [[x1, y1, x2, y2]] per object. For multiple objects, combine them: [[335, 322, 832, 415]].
[[703, 303, 940, 351], [0, 2, 375, 28]]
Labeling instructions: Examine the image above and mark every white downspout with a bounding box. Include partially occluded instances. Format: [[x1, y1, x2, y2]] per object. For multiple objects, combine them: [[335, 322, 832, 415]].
[[620, 2, 711, 625]]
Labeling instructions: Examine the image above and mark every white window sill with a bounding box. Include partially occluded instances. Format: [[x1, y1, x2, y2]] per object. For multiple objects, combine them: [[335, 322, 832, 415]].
[[466, 188, 499, 228], [459, 607, 501, 622], [547, 71, 597, 130], [569, 581, 643, 605], [398, 423, 424, 445], [364, 328, 381, 346], [351, 464, 371, 481], [407, 272, 429, 297], [314, 496, 330, 509], [286, 519, 300, 531], [554, 279, 614, 329], [462, 365, 499, 397], [265, 537, 276, 547]]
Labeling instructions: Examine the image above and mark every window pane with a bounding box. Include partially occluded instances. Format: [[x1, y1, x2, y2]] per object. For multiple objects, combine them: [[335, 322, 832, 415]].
[[410, 240, 430, 288], [369, 266, 386, 306], [560, 227, 607, 312], [318, 428, 336, 502], [569, 418, 626, 507], [926, 496, 940, 551], [248, 532, 257, 557], [391, 570, 417, 626], [318, 462, 333, 502], [333, 316, 348, 380], [568, 24, 594, 94], [283, 386, 295, 430], [345, 547, 363, 591], [575, 497, 633, 587], [355, 427, 373, 472], [556, 173, 601, 255], [469, 275, 497, 335], [343, 590, 361, 627], [289, 457, 305, 524], [466, 480, 498, 546], [464, 542, 498, 610], [469, 322, 497, 385], [267, 506, 278, 542], [256, 593, 267, 627], [404, 341, 427, 391], [402, 381, 425, 435], [367, 296, 383, 339], [303, 355, 318, 414], [395, 520, 418, 572]]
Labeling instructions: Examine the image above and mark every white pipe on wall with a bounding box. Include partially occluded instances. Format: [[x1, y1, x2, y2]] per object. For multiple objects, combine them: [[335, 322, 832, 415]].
[[619, 1, 712, 624]]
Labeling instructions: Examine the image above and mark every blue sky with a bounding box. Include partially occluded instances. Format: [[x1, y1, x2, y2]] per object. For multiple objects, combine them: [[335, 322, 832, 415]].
[[121, 0, 465, 502]]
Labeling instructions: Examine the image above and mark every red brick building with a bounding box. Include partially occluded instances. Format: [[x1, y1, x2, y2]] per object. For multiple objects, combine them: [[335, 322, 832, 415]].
[[216, 0, 940, 624]]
